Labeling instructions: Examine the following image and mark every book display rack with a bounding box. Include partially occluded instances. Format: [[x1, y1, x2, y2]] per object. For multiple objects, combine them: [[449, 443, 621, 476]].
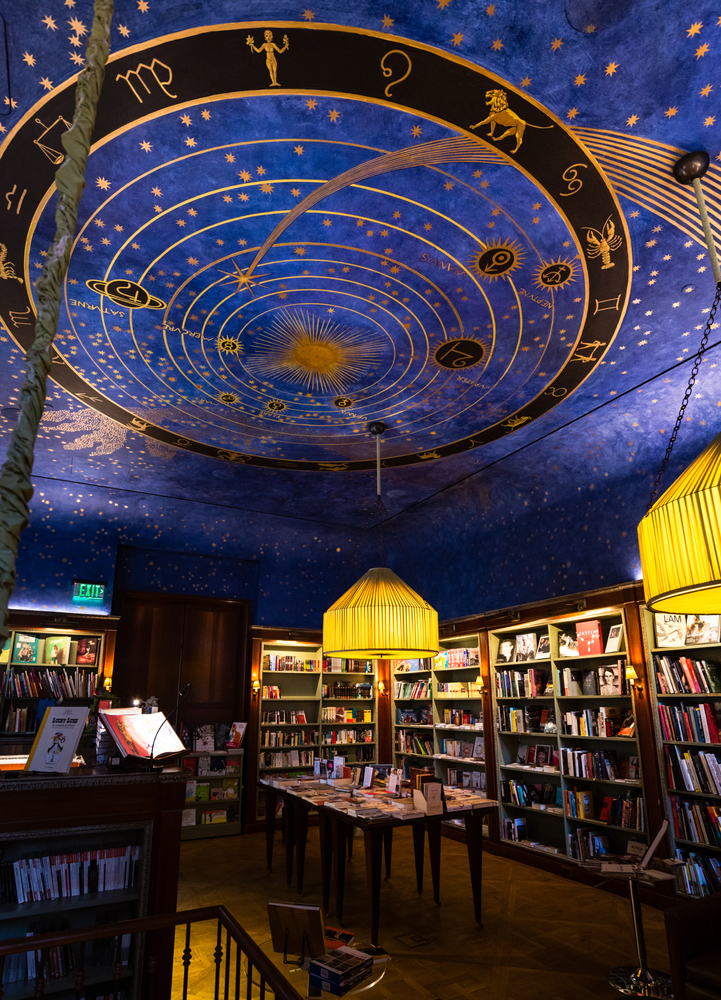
[[642, 608, 721, 897], [490, 608, 648, 865], [391, 656, 434, 774], [432, 635, 485, 792], [181, 749, 244, 841], [0, 821, 150, 1000], [254, 640, 376, 821]]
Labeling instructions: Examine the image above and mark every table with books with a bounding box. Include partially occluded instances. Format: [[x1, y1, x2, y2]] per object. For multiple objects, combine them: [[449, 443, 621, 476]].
[[260, 776, 498, 946]]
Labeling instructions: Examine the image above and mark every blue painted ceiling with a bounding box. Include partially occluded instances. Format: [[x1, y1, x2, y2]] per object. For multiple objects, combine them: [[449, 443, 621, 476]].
[[0, 0, 720, 619]]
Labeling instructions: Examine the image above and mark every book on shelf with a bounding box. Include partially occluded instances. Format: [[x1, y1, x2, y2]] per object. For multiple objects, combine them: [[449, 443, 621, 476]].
[[497, 638, 515, 664], [576, 620, 603, 656], [13, 634, 40, 664], [560, 705, 630, 738], [433, 648, 479, 670], [325, 681, 373, 699], [441, 707, 481, 726], [654, 613, 687, 648], [568, 826, 610, 860], [393, 658, 428, 672], [561, 746, 623, 781], [685, 615, 720, 646], [196, 782, 210, 801], [670, 795, 721, 848], [395, 705, 432, 724], [24, 706, 89, 773], [0, 637, 10, 664], [43, 636, 70, 666], [193, 724, 215, 752], [185, 780, 197, 801], [0, 844, 140, 903], [396, 730, 434, 755], [99, 709, 185, 759], [514, 634, 537, 662], [181, 808, 196, 827], [605, 624, 624, 654], [658, 701, 720, 743], [559, 632, 579, 657], [263, 685, 281, 699], [665, 745, 721, 795], [536, 635, 551, 659], [671, 850, 721, 896], [202, 809, 228, 825], [496, 668, 548, 699], [262, 728, 318, 747], [263, 653, 320, 672], [75, 636, 98, 665], [653, 653, 721, 695], [227, 721, 247, 748], [211, 779, 239, 800], [394, 679, 430, 700], [263, 709, 308, 724], [503, 779, 561, 808]]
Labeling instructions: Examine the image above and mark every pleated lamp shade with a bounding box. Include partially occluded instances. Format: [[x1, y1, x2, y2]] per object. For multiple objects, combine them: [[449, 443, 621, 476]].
[[323, 567, 439, 658], [638, 428, 721, 612]]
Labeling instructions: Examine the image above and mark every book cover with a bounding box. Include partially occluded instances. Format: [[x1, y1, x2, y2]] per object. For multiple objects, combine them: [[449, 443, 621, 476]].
[[685, 615, 720, 645], [565, 669, 583, 696], [227, 722, 247, 748], [654, 613, 686, 647], [13, 634, 39, 664], [193, 724, 215, 752], [99, 710, 185, 759], [226, 757, 241, 774], [576, 620, 603, 656], [598, 664, 621, 696], [214, 723, 231, 749], [534, 745, 554, 768], [202, 810, 227, 825], [181, 808, 196, 827], [74, 637, 98, 665], [44, 636, 71, 666], [0, 638, 11, 664], [582, 670, 598, 696], [185, 780, 197, 801], [197, 755, 211, 775], [559, 632, 579, 657], [497, 638, 515, 663], [535, 635, 551, 659], [605, 624, 624, 654], [24, 706, 89, 773], [515, 634, 537, 662], [196, 782, 210, 801]]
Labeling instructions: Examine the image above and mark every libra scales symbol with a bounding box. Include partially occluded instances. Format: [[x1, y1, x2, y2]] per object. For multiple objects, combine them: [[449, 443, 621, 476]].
[[33, 116, 72, 165]]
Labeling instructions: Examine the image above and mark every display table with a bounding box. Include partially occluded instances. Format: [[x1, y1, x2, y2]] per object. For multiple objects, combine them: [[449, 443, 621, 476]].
[[260, 778, 498, 945]]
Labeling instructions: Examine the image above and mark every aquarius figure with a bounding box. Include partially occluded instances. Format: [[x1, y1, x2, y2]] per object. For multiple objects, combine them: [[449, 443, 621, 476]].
[[246, 30, 289, 87], [584, 217, 622, 269], [0, 244, 23, 283]]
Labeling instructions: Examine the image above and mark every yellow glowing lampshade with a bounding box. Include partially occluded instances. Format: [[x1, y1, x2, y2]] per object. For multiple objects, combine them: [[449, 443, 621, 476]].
[[638, 428, 721, 612], [323, 567, 439, 658]]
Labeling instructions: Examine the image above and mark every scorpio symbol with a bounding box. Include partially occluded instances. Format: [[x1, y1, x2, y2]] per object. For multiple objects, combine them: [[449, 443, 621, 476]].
[[583, 217, 622, 270], [0, 243, 23, 283]]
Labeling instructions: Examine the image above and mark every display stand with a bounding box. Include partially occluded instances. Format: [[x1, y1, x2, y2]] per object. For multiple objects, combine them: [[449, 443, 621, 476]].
[[607, 873, 674, 998]]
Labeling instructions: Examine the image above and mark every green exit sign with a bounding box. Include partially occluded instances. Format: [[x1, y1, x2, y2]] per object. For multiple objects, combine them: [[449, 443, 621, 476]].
[[72, 581, 106, 604]]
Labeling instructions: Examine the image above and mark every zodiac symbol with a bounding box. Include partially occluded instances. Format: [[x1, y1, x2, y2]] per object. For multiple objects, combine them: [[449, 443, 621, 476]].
[[4, 184, 27, 215], [434, 339, 484, 369], [246, 31, 289, 87], [470, 89, 552, 154], [9, 307, 32, 326], [217, 450, 250, 462], [559, 163, 587, 197], [116, 58, 177, 103], [380, 49, 412, 98], [86, 279, 165, 310], [50, 354, 65, 364], [503, 415, 531, 430], [0, 244, 23, 283], [333, 397, 353, 408], [544, 386, 568, 398], [317, 462, 349, 471], [418, 450, 440, 460], [584, 217, 623, 270], [267, 400, 286, 411], [593, 295, 622, 314], [128, 418, 149, 430], [571, 340, 607, 364], [174, 438, 190, 447], [33, 116, 72, 164]]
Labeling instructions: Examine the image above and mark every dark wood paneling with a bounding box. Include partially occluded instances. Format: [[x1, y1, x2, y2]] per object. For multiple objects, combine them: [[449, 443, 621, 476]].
[[180, 602, 246, 729], [114, 596, 184, 715], [244, 638, 263, 829]]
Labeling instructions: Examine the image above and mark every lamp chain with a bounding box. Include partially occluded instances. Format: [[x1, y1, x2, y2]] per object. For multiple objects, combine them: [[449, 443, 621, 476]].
[[645, 280, 721, 514]]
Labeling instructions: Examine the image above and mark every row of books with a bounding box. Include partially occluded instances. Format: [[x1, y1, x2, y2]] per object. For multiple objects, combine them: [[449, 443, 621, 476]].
[[323, 683, 373, 699], [670, 795, 721, 848], [394, 680, 430, 700], [560, 707, 635, 738], [324, 658, 372, 673], [440, 707, 480, 726], [0, 846, 140, 904], [560, 747, 639, 781], [498, 704, 554, 734], [2, 702, 45, 733], [672, 850, 721, 897], [321, 729, 373, 745], [567, 827, 611, 861], [263, 686, 281, 699], [181, 722, 246, 752], [496, 668, 549, 699], [183, 756, 242, 776], [655, 613, 720, 648], [261, 729, 319, 747], [3, 633, 99, 666], [395, 705, 433, 724], [322, 706, 373, 723], [185, 779, 239, 802], [653, 654, 721, 695], [440, 737, 484, 759], [182, 807, 236, 826], [560, 663, 628, 697], [436, 681, 482, 697], [262, 654, 320, 672], [665, 745, 721, 795], [0, 666, 100, 700], [393, 657, 433, 672], [320, 746, 375, 763], [261, 709, 309, 724], [396, 731, 434, 755], [447, 768, 486, 790], [517, 744, 559, 768], [657, 701, 720, 743], [261, 750, 315, 768], [497, 621, 624, 663], [502, 780, 561, 808], [433, 647, 480, 670], [565, 788, 645, 829]]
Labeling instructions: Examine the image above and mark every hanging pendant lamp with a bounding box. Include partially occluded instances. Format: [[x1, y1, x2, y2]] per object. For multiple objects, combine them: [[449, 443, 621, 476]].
[[323, 422, 439, 658], [638, 151, 721, 612]]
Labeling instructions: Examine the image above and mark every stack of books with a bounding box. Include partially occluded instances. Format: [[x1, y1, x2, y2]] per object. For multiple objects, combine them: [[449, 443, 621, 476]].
[[308, 947, 373, 996]]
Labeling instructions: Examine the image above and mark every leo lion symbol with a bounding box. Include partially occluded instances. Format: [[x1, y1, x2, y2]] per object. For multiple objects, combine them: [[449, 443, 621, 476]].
[[470, 89, 552, 154]]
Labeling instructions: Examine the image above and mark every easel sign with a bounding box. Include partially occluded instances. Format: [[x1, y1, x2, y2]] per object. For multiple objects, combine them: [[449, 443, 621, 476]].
[[268, 900, 325, 967]]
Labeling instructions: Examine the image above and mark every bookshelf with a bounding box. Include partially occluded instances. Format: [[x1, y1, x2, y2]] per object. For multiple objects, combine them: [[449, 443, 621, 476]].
[[431, 634, 485, 790], [181, 749, 244, 840], [391, 657, 434, 774], [490, 608, 648, 864], [641, 607, 721, 897], [253, 640, 377, 821], [0, 614, 117, 745]]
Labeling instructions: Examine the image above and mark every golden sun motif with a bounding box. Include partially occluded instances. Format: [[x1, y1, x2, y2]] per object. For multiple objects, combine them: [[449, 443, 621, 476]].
[[217, 392, 239, 404], [217, 335, 242, 355], [469, 237, 526, 282], [244, 310, 383, 394], [533, 257, 578, 292]]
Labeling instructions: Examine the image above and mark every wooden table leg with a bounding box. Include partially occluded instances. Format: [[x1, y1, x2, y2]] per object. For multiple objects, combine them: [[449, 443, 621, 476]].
[[284, 798, 296, 887], [347, 831, 353, 861], [426, 817, 442, 905], [382, 827, 392, 880], [411, 820, 424, 895], [294, 801, 309, 896], [363, 827, 384, 947], [318, 813, 333, 913], [264, 787, 278, 873], [465, 809, 485, 927], [331, 819, 348, 924]]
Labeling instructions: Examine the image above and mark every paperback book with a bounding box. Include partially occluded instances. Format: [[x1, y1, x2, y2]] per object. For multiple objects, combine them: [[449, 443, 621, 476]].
[[99, 709, 185, 760], [24, 706, 89, 773]]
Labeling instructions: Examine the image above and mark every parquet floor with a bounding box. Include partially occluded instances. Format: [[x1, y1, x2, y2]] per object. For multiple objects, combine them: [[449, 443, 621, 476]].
[[173, 827, 670, 1000]]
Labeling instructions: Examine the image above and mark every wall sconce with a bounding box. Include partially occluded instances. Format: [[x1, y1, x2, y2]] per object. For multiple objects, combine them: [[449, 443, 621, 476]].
[[625, 664, 643, 697], [251, 677, 261, 698], [377, 680, 386, 696], [475, 675, 486, 695]]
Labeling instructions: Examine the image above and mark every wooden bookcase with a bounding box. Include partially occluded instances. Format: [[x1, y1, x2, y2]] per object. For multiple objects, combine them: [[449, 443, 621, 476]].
[[391, 657, 434, 773], [490, 606, 649, 865], [641, 606, 721, 897]]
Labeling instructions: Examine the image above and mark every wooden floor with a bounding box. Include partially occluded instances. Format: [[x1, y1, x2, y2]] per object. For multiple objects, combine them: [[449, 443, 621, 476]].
[[174, 827, 670, 1000]]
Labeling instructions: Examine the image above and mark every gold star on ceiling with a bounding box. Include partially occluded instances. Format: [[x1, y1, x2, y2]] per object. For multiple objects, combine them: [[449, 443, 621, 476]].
[[328, 109, 340, 122], [180, 114, 192, 126], [185, 137, 196, 147], [22, 52, 35, 66], [520, 76, 531, 87], [225, 152, 235, 162], [68, 16, 86, 34], [291, 188, 300, 197], [551, 37, 563, 51], [261, 182, 274, 194], [704, 116, 716, 127], [118, 24, 129, 37], [238, 170, 251, 181], [138, 1, 149, 10], [627, 114, 639, 127], [605, 62, 619, 75], [687, 21, 703, 36], [151, 186, 162, 196], [201, 109, 211, 120], [96, 177, 110, 190], [302, 9, 315, 20], [490, 37, 502, 50], [69, 52, 84, 66], [295, 145, 304, 155], [139, 140, 152, 151], [437, 0, 452, 8], [665, 107, 678, 117], [382, 14, 394, 29], [696, 43, 709, 58], [40, 77, 53, 90], [411, 125, 422, 137], [257, 165, 266, 175], [42, 15, 58, 30], [305, 98, 317, 110], [574, 73, 586, 86], [700, 84, 713, 96], [567, 108, 578, 119]]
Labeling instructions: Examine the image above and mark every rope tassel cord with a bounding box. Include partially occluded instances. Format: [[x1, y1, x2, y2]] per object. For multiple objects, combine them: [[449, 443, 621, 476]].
[[0, 0, 114, 642]]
